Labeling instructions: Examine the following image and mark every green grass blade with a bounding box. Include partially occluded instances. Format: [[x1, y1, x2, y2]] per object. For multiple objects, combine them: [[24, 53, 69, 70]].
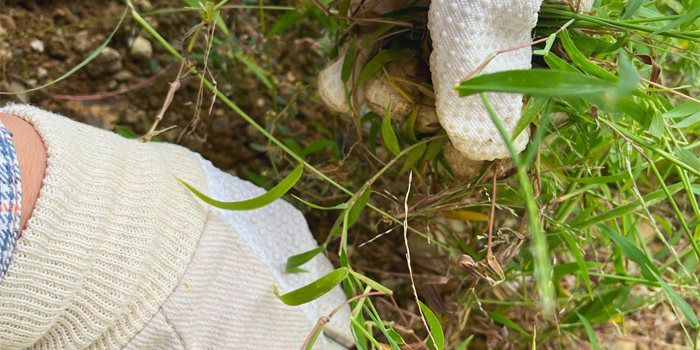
[[399, 143, 426, 175], [341, 37, 357, 83], [560, 230, 593, 297], [274, 268, 348, 305], [293, 196, 347, 210], [649, 269, 700, 328], [347, 269, 392, 295], [285, 246, 325, 273], [457, 70, 617, 97], [114, 126, 139, 139], [456, 335, 474, 350], [267, 7, 305, 38], [425, 130, 448, 160], [487, 311, 529, 335], [386, 326, 405, 345], [663, 100, 700, 119], [559, 29, 617, 83], [674, 148, 700, 172], [671, 111, 700, 129], [620, 0, 644, 20], [598, 224, 661, 282], [356, 50, 412, 87], [347, 188, 371, 228], [382, 103, 401, 155], [565, 172, 630, 184], [182, 164, 303, 210], [513, 95, 548, 141], [572, 182, 685, 228], [648, 7, 700, 36], [303, 324, 325, 350], [419, 301, 445, 350], [575, 312, 600, 350]]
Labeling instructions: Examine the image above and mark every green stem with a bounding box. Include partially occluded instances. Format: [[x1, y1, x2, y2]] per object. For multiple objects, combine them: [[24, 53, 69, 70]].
[[126, 0, 447, 248], [480, 93, 554, 314], [648, 161, 700, 259]]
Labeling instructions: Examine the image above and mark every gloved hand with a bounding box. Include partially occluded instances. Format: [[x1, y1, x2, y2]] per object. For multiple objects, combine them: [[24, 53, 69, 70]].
[[0, 104, 351, 350], [318, 0, 593, 181]]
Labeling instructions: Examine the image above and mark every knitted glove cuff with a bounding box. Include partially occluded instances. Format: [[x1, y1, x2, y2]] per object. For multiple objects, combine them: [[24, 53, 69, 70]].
[[0, 104, 209, 349]]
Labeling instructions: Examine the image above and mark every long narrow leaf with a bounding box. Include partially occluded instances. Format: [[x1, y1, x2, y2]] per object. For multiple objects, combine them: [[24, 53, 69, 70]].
[[671, 111, 700, 129], [598, 225, 661, 282], [560, 230, 593, 297], [419, 301, 445, 350], [286, 246, 325, 273], [513, 95, 549, 141], [382, 103, 401, 155], [575, 312, 600, 350], [487, 311, 529, 335], [275, 268, 348, 305], [182, 164, 303, 210], [457, 70, 617, 97], [649, 269, 700, 328]]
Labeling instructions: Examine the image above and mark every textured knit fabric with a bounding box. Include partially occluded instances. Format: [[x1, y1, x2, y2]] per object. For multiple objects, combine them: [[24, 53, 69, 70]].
[[124, 158, 353, 349], [428, 0, 543, 161], [0, 104, 209, 349], [124, 211, 346, 350], [0, 120, 22, 284], [0, 104, 352, 350], [196, 157, 353, 347]]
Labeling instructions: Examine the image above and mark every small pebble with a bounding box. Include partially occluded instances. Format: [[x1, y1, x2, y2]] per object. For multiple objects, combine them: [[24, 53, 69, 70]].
[[0, 44, 11, 62], [37, 67, 48, 79], [107, 80, 118, 91], [86, 47, 122, 77], [30, 39, 44, 52], [114, 70, 133, 82], [0, 14, 17, 37], [135, 0, 153, 11], [130, 36, 152, 61], [73, 30, 91, 52], [8, 81, 29, 103]]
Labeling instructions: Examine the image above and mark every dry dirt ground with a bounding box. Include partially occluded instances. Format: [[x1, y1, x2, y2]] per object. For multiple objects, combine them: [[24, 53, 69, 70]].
[[0, 0, 326, 173]]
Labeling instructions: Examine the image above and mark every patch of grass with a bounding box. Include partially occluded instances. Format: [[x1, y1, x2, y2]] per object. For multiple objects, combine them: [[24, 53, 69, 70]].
[[161, 1, 700, 348], [14, 0, 700, 348]]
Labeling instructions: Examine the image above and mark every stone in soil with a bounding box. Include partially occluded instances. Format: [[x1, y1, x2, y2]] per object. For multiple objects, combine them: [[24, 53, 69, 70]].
[[0, 43, 12, 63], [0, 14, 16, 37], [135, 0, 154, 11], [64, 100, 119, 130], [86, 47, 122, 77], [30, 39, 44, 52], [37, 67, 48, 79], [73, 30, 104, 53], [130, 36, 152, 61], [114, 70, 133, 82], [8, 81, 29, 103], [46, 35, 71, 59]]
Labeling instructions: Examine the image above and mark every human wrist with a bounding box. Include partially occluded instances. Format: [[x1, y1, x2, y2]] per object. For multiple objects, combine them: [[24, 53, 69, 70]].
[[0, 113, 47, 231]]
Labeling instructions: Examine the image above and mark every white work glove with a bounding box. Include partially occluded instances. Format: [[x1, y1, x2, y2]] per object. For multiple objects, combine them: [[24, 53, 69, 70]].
[[0, 104, 351, 350], [318, 0, 593, 180]]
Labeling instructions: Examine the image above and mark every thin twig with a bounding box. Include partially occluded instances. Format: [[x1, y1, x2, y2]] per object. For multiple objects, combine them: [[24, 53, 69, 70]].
[[487, 162, 498, 256], [299, 291, 384, 350], [642, 78, 700, 105], [140, 59, 189, 142], [402, 171, 438, 349], [460, 19, 575, 83]]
